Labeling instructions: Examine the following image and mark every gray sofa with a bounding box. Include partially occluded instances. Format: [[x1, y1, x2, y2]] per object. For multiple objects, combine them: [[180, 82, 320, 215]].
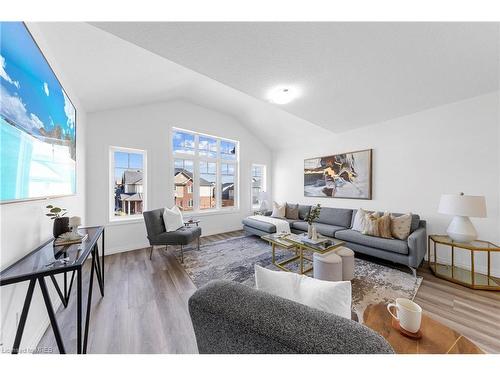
[[242, 205, 426, 275], [188, 280, 394, 354]]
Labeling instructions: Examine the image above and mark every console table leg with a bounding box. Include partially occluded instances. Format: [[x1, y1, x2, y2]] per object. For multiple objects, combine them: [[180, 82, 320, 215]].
[[12, 278, 36, 354], [83, 255, 95, 354], [38, 277, 66, 354], [77, 268, 82, 354]]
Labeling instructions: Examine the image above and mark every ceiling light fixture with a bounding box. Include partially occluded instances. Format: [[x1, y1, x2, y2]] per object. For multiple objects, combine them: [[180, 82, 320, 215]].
[[267, 86, 300, 105]]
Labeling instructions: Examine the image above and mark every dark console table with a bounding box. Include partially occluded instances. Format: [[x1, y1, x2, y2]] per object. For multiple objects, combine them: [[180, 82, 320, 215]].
[[0, 226, 105, 354]]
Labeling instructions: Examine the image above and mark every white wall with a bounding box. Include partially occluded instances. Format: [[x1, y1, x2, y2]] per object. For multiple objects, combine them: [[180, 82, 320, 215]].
[[273, 92, 500, 275], [86, 100, 272, 254], [0, 24, 87, 351]]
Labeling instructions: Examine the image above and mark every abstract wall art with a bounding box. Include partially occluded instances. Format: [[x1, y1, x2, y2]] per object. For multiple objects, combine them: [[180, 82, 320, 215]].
[[304, 149, 372, 199]]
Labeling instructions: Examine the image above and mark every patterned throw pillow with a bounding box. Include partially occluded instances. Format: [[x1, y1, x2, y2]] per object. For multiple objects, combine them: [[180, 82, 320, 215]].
[[390, 213, 412, 240], [285, 203, 299, 220], [361, 212, 380, 237], [378, 212, 393, 239]]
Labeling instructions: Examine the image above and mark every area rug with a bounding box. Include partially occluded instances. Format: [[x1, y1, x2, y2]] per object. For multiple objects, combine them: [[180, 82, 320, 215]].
[[182, 235, 423, 321]]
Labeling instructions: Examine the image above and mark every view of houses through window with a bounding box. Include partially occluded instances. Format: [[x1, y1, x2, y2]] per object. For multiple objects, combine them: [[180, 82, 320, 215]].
[[111, 148, 145, 218], [251, 164, 266, 207], [173, 129, 238, 212]]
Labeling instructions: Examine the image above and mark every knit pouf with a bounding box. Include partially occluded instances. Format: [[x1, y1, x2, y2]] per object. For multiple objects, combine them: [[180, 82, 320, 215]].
[[336, 247, 355, 281], [313, 251, 343, 281]]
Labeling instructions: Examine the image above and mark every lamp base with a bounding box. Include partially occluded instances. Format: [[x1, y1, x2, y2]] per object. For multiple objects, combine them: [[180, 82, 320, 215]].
[[446, 216, 477, 243]]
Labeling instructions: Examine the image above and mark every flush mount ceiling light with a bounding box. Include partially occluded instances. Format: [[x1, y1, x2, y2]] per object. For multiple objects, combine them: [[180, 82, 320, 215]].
[[267, 86, 300, 104]]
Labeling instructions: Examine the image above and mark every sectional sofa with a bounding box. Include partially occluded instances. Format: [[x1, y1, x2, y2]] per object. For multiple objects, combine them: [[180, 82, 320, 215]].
[[242, 204, 426, 276]]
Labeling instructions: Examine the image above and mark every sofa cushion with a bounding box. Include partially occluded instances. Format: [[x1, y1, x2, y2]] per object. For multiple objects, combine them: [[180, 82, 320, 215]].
[[315, 207, 353, 228], [292, 221, 345, 237], [242, 217, 276, 233], [298, 205, 311, 220], [335, 229, 409, 255]]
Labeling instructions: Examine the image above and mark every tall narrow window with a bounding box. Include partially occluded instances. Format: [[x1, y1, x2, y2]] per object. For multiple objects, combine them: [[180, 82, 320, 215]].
[[199, 161, 217, 209], [174, 158, 194, 212], [251, 164, 266, 207], [172, 128, 239, 212], [110, 147, 146, 220], [221, 163, 235, 207]]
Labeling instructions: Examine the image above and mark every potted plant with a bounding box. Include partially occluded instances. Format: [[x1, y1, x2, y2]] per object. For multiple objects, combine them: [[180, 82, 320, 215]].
[[306, 204, 321, 239], [46, 205, 69, 238]]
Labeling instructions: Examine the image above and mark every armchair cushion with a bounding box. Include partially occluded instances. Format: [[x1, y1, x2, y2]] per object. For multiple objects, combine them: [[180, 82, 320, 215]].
[[155, 226, 202, 246]]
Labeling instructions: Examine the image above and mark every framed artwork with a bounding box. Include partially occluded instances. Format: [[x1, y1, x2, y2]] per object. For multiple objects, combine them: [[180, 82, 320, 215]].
[[304, 149, 372, 200]]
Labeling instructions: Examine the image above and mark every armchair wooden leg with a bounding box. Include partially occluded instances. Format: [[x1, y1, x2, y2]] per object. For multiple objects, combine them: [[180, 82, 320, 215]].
[[149, 246, 154, 260], [197, 237, 200, 251], [180, 245, 184, 263]]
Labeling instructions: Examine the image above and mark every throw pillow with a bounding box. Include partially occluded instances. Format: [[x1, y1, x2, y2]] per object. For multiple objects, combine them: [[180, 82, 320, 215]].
[[163, 206, 184, 232], [378, 212, 393, 239], [255, 265, 352, 319], [390, 213, 412, 240], [352, 208, 371, 231], [285, 203, 299, 220], [361, 213, 380, 237], [271, 201, 286, 218]]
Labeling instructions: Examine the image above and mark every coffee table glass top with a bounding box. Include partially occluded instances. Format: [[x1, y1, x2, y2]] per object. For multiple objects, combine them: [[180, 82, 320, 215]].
[[281, 233, 344, 253], [261, 233, 296, 248]]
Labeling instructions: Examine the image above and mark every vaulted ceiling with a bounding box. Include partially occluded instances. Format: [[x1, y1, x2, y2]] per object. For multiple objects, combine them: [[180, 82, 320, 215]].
[[31, 22, 499, 149], [93, 22, 500, 132]]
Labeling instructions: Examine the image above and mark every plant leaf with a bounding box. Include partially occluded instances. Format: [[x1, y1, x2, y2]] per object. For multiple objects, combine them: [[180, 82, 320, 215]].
[[46, 205, 53, 208], [50, 207, 62, 213], [46, 213, 56, 216]]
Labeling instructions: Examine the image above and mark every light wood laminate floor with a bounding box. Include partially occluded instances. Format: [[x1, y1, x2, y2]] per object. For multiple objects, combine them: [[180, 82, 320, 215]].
[[37, 230, 500, 354]]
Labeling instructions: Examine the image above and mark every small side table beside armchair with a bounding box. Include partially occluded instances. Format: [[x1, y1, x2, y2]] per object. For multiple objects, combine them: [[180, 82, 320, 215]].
[[143, 208, 202, 263]]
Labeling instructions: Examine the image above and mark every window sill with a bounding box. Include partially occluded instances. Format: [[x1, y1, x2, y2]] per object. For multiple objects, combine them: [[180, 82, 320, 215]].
[[108, 216, 144, 226]]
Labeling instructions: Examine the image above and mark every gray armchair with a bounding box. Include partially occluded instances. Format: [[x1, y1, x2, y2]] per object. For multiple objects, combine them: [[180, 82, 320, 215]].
[[143, 208, 202, 262], [189, 280, 394, 354]]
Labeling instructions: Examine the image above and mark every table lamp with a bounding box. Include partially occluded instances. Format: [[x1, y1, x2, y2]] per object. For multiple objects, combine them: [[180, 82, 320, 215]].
[[258, 191, 269, 211], [438, 193, 486, 243]]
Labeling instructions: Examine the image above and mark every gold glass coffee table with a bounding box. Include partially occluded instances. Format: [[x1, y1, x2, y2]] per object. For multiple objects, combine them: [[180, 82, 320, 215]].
[[261, 233, 345, 274], [428, 235, 500, 290]]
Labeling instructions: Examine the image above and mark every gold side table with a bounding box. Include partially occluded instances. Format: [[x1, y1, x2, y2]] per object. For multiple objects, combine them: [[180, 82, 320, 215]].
[[428, 235, 500, 290]]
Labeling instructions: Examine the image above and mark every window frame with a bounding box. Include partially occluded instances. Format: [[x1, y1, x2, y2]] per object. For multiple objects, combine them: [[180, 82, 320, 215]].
[[109, 146, 147, 223], [171, 127, 239, 214], [251, 164, 267, 209]]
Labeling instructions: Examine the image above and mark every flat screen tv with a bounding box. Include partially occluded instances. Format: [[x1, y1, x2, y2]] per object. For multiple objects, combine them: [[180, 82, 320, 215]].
[[0, 22, 76, 203]]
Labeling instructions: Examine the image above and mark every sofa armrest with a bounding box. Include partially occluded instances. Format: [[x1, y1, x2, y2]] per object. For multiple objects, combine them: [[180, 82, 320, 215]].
[[407, 221, 427, 269]]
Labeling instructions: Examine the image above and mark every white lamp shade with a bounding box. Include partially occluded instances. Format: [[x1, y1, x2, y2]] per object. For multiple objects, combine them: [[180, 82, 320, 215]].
[[438, 194, 486, 218]]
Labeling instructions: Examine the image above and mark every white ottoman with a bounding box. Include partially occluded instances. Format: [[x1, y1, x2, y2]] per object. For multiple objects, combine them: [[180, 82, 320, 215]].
[[313, 251, 343, 281], [336, 246, 355, 281]]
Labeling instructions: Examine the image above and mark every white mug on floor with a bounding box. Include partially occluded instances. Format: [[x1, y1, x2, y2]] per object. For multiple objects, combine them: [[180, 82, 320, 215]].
[[387, 298, 422, 333]]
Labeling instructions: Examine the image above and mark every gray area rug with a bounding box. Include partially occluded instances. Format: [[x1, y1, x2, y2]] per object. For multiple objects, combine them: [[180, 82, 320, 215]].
[[182, 235, 422, 321]]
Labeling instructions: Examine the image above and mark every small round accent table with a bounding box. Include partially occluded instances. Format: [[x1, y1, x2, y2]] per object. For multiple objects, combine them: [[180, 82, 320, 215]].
[[363, 303, 483, 354]]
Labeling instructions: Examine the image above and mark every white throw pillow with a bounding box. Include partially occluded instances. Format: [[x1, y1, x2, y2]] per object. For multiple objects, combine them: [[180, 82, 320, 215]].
[[352, 208, 371, 231], [163, 206, 184, 232], [271, 201, 286, 218], [254, 265, 352, 319]]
